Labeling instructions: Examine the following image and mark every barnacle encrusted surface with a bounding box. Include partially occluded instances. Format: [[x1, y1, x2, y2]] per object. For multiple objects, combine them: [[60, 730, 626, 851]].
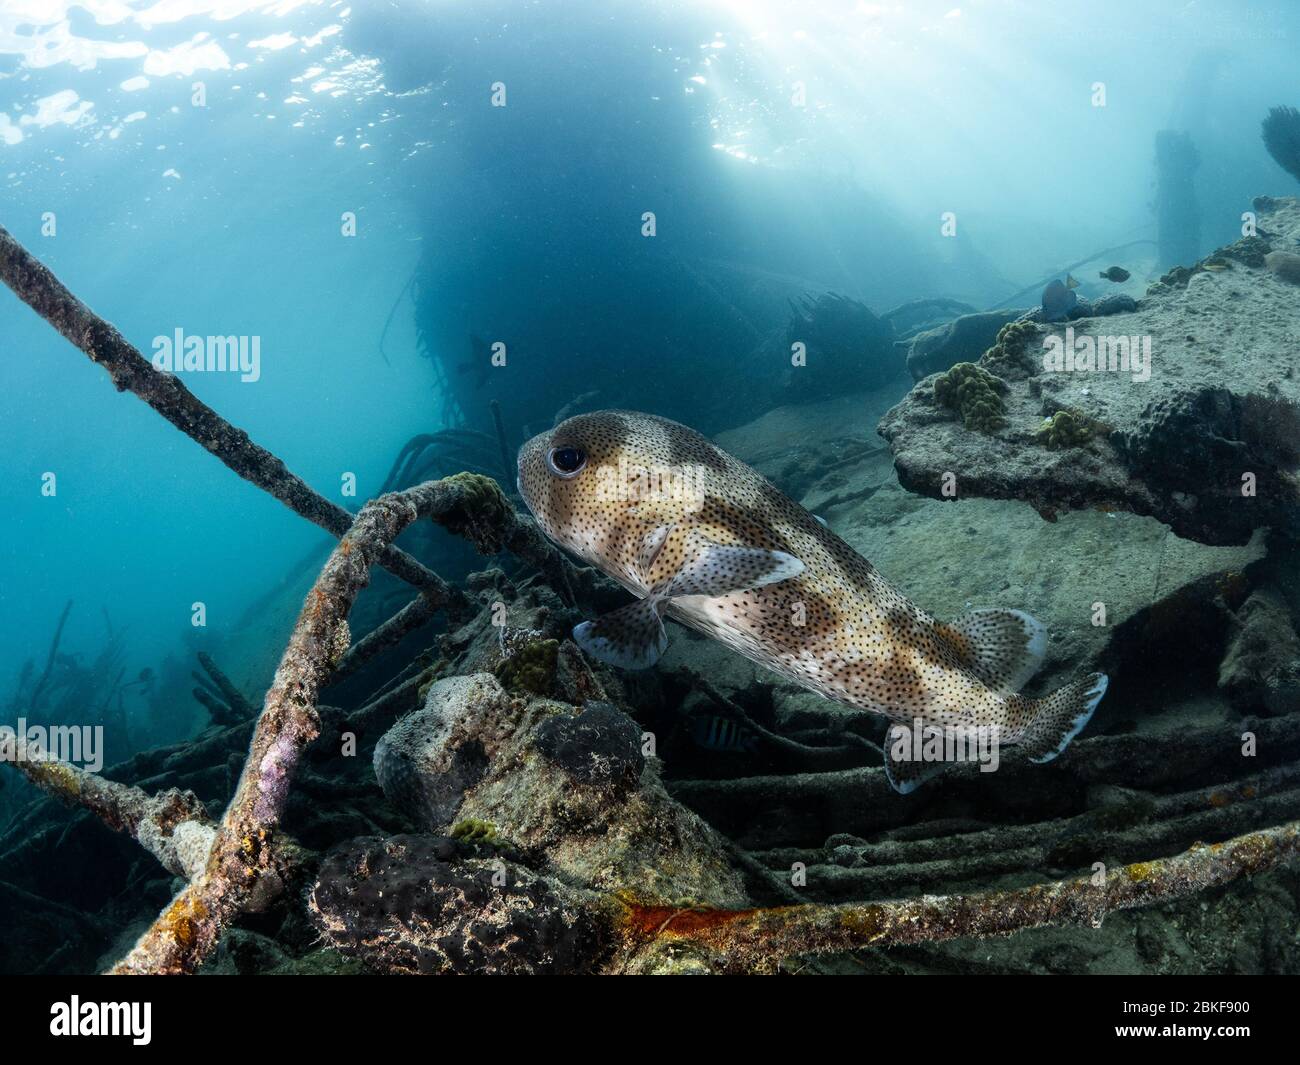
[[310, 834, 612, 975]]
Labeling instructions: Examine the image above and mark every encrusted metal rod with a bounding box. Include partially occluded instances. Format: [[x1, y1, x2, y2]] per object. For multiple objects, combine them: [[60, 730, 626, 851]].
[[616, 820, 1300, 971], [0, 222, 461, 609], [108, 478, 488, 975], [1, 735, 216, 881], [330, 591, 440, 681]]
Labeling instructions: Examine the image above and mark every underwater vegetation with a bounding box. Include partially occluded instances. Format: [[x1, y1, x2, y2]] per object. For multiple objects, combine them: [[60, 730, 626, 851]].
[[1262, 105, 1300, 185], [379, 409, 516, 496], [979, 318, 1040, 378]]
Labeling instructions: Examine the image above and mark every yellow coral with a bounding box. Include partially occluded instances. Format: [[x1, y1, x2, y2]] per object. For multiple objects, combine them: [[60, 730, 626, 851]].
[[1034, 409, 1100, 450]]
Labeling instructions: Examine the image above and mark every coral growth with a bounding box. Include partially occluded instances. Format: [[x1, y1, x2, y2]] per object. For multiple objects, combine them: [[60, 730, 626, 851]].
[[310, 834, 613, 975], [1034, 409, 1102, 450], [933, 361, 1007, 432], [979, 318, 1039, 377]]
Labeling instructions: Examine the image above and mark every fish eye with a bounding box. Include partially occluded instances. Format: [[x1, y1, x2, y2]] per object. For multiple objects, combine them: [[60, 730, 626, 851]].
[[547, 445, 587, 478]]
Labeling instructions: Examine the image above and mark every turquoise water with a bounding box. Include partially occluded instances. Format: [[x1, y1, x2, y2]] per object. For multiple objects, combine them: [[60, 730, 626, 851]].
[[2, 0, 1300, 976]]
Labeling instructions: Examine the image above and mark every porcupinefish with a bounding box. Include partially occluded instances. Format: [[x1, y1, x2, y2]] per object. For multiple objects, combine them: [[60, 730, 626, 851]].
[[517, 410, 1107, 792]]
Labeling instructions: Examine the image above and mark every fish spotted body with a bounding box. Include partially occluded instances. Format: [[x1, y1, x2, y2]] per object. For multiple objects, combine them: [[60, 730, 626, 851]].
[[517, 410, 1107, 791]]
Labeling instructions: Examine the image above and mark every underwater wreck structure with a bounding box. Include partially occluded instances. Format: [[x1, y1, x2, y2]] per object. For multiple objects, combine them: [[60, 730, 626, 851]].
[[4, 205, 1300, 973]]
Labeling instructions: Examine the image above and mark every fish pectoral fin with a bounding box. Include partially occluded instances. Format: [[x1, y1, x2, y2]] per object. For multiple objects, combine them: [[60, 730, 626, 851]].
[[882, 724, 947, 795], [573, 598, 668, 670], [935, 608, 1047, 694], [636, 524, 674, 580], [665, 540, 805, 599]]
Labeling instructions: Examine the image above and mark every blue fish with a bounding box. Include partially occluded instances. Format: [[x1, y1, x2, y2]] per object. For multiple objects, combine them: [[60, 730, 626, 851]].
[[1041, 275, 1080, 321]]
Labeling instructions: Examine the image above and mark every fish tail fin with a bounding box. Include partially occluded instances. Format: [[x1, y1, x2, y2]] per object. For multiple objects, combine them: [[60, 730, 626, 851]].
[[935, 608, 1046, 694], [1016, 672, 1108, 763]]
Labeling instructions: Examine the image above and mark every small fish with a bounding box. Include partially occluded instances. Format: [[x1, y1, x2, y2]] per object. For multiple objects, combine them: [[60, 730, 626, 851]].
[[1041, 276, 1079, 321], [691, 714, 759, 753], [1098, 266, 1130, 282], [517, 411, 1108, 793]]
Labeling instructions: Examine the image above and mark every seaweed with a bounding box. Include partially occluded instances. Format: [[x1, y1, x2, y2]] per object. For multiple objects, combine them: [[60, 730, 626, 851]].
[[1262, 105, 1300, 184]]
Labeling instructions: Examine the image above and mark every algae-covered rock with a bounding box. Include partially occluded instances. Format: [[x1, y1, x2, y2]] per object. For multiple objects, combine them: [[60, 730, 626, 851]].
[[932, 361, 1007, 432], [310, 834, 613, 975], [533, 700, 644, 789], [449, 817, 500, 844], [905, 309, 1024, 380], [371, 672, 747, 907], [1219, 589, 1300, 714], [1035, 409, 1100, 450], [372, 673, 507, 830], [881, 195, 1300, 545], [495, 637, 559, 695], [978, 318, 1039, 378], [441, 471, 513, 550], [1265, 250, 1300, 284]]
